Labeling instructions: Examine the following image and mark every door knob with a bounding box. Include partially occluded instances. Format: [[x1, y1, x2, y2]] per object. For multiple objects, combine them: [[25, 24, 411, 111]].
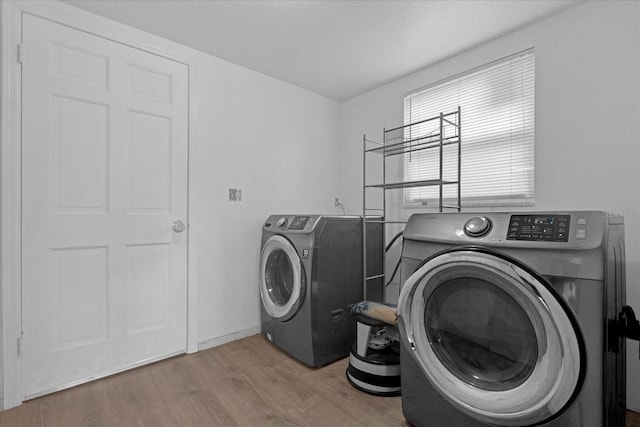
[[172, 220, 186, 233]]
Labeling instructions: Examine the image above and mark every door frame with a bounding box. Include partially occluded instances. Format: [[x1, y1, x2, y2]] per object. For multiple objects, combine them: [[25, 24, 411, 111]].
[[0, 0, 199, 410]]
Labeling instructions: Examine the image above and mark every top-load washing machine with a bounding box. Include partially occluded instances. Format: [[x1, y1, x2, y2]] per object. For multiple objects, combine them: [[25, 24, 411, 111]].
[[398, 211, 635, 427], [260, 215, 383, 367]]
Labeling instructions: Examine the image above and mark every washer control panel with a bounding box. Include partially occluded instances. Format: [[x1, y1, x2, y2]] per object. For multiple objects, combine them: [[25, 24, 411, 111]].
[[507, 214, 570, 242], [263, 215, 316, 232], [288, 216, 310, 230]]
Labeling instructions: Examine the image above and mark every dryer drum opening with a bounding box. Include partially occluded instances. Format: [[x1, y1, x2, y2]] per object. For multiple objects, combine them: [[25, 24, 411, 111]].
[[260, 235, 305, 321], [424, 272, 539, 392], [398, 249, 585, 426]]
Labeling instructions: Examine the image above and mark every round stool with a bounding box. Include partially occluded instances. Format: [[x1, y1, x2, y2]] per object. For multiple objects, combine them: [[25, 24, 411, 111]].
[[345, 317, 401, 396]]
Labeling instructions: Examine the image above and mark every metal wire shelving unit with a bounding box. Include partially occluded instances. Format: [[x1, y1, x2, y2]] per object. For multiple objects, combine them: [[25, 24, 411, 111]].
[[362, 107, 462, 299]]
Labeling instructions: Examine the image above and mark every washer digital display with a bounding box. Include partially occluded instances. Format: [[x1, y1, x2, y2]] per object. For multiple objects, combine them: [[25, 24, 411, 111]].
[[507, 215, 570, 242], [289, 216, 310, 230]]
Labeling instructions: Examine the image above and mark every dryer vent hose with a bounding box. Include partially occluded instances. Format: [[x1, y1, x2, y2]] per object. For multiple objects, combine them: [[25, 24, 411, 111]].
[[619, 305, 640, 359], [385, 231, 404, 287]]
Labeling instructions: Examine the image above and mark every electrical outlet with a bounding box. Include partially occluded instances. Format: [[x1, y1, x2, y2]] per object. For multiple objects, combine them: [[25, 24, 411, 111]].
[[229, 188, 242, 202], [334, 196, 345, 215]]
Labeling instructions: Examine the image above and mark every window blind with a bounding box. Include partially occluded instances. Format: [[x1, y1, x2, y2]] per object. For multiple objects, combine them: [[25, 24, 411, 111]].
[[404, 49, 535, 206]]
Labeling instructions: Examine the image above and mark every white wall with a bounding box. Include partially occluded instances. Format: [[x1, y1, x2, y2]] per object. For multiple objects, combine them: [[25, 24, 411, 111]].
[[190, 53, 342, 345], [338, 0, 640, 411]]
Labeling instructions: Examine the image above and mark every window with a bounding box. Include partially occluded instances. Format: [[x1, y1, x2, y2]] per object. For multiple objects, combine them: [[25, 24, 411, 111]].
[[404, 49, 535, 207]]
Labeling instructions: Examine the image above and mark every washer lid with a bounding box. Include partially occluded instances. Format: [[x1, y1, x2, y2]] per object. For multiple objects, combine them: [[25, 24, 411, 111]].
[[260, 235, 305, 321], [398, 247, 585, 426]]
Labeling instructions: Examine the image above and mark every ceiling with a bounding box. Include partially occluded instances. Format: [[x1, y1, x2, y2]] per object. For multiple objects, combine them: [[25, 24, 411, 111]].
[[62, 0, 583, 102]]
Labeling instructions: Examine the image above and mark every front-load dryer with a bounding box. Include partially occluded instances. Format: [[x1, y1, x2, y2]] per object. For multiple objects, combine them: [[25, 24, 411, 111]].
[[398, 211, 630, 427], [260, 215, 383, 367]]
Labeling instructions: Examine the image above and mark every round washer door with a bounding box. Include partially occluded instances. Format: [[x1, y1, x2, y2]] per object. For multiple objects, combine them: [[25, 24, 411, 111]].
[[398, 247, 585, 426], [260, 235, 306, 321]]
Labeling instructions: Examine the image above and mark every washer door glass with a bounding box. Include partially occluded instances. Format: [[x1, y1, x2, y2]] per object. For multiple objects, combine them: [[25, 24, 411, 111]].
[[398, 248, 584, 426], [260, 235, 305, 321], [426, 273, 538, 392]]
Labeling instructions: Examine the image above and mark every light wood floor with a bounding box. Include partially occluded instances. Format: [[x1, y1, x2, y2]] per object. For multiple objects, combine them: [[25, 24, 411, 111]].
[[1, 334, 639, 427]]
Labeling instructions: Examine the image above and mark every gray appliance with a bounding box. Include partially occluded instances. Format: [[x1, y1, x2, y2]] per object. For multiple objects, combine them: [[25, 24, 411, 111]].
[[260, 215, 383, 367], [398, 211, 631, 426]]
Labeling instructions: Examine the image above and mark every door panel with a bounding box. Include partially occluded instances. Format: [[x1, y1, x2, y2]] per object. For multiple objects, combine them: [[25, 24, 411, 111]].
[[50, 246, 109, 351], [21, 13, 188, 398], [50, 95, 110, 213], [128, 111, 172, 212], [126, 243, 171, 335]]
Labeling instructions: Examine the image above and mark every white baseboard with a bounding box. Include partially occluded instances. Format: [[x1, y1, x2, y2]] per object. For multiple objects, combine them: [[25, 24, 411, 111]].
[[198, 326, 262, 351]]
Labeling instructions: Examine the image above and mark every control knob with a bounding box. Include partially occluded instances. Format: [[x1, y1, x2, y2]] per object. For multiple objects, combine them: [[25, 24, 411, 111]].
[[464, 216, 492, 237], [277, 217, 288, 228]]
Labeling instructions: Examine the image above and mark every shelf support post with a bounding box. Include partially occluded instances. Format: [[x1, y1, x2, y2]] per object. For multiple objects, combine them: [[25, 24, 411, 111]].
[[457, 106, 462, 211], [362, 134, 367, 299], [439, 112, 444, 212]]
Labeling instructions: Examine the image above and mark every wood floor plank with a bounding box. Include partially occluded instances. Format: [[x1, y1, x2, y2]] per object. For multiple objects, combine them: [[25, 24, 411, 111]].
[[625, 409, 640, 427], [0, 334, 638, 427]]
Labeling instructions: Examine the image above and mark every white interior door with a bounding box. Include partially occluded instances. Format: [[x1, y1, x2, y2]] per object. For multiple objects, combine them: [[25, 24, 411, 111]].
[[21, 13, 189, 398]]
